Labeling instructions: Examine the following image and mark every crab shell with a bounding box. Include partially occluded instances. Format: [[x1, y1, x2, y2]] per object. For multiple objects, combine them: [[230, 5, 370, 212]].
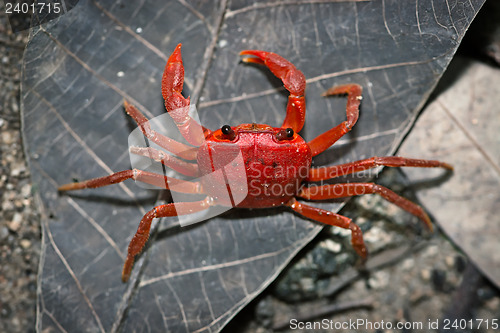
[[197, 123, 312, 208]]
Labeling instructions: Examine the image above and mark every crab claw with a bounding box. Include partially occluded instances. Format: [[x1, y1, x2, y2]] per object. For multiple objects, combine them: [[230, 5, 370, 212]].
[[240, 50, 307, 132], [161, 44, 209, 146], [162, 44, 189, 109], [240, 50, 306, 96]]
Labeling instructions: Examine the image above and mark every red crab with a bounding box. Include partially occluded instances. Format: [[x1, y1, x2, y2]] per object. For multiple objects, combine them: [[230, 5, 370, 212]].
[[59, 44, 452, 282]]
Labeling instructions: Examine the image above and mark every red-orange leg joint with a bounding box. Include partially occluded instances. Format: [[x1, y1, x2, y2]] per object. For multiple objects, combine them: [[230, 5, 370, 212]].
[[285, 198, 367, 259], [297, 183, 433, 231], [307, 156, 453, 182], [321, 84, 362, 128], [124, 100, 198, 160], [308, 84, 363, 157], [283, 95, 306, 133], [121, 197, 214, 282]]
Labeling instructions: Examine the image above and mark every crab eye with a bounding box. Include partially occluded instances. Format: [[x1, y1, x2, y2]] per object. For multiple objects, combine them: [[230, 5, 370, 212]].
[[221, 125, 236, 140], [276, 128, 294, 141]]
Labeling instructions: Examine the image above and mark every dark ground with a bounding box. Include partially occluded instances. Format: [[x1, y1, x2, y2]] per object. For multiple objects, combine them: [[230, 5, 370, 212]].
[[1, 2, 499, 333], [0, 5, 39, 333]]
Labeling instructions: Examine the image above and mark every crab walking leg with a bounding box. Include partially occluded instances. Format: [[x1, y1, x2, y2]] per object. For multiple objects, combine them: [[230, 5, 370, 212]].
[[286, 198, 367, 258], [58, 169, 202, 194], [240, 50, 306, 132], [298, 183, 433, 230], [129, 146, 199, 177], [308, 156, 453, 181], [124, 101, 198, 161], [162, 44, 211, 146], [122, 196, 214, 282], [307, 84, 363, 156]]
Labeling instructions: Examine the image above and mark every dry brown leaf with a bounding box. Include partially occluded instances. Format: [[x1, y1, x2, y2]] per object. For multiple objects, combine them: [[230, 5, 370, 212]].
[[400, 56, 500, 287]]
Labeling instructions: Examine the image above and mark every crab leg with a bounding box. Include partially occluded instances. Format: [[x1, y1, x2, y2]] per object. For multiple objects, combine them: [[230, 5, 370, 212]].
[[58, 169, 202, 193], [286, 198, 366, 259], [162, 44, 211, 146], [308, 156, 453, 181], [297, 183, 433, 230], [240, 50, 306, 132], [122, 196, 214, 282], [125, 101, 198, 161], [129, 146, 199, 177], [307, 84, 362, 156]]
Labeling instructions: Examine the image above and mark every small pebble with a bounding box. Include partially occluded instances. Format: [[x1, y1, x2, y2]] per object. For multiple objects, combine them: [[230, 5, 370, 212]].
[[299, 277, 315, 292], [1, 131, 14, 145], [2, 200, 14, 211], [445, 255, 455, 268], [421, 269, 431, 281], [218, 39, 228, 48], [20, 239, 31, 249], [8, 212, 22, 232], [0, 227, 9, 239], [401, 257, 415, 270], [10, 163, 26, 177], [319, 239, 341, 253], [368, 270, 390, 289], [21, 184, 31, 198]]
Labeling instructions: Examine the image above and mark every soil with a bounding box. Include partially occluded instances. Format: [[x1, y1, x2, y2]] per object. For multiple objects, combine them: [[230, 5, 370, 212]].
[[0, 8, 39, 333]]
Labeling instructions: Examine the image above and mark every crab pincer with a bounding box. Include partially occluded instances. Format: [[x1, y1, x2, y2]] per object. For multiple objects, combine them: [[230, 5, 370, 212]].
[[240, 50, 307, 132], [162, 43, 208, 146]]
